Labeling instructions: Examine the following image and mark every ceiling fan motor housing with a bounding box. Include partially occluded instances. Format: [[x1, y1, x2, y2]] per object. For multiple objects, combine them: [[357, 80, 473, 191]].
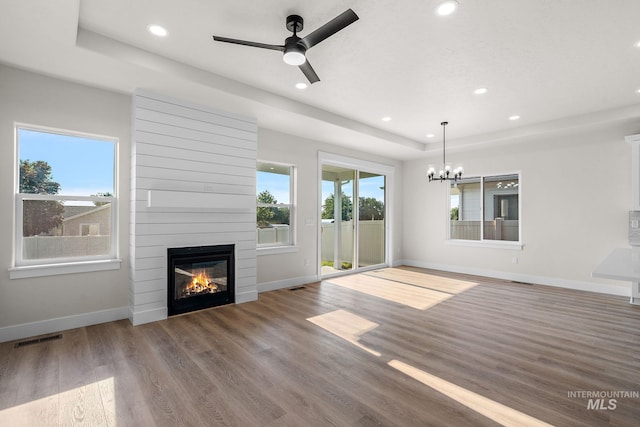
[[283, 37, 306, 65]]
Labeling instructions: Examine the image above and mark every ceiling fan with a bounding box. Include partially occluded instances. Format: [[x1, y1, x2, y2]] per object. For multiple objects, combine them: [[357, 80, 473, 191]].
[[212, 9, 359, 84]]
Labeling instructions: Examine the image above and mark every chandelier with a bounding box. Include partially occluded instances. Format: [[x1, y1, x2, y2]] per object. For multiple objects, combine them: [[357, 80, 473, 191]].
[[427, 121, 463, 183]]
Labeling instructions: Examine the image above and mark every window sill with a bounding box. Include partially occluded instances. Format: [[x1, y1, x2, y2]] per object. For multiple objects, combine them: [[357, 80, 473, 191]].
[[256, 246, 300, 256], [446, 239, 523, 250], [9, 259, 122, 279]]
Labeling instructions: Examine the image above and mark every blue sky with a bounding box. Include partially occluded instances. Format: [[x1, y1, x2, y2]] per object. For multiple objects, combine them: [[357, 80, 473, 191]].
[[19, 128, 115, 197], [257, 171, 290, 203]]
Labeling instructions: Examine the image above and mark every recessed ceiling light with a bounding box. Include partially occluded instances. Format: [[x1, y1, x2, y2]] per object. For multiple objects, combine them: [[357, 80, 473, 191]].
[[636, 40, 640, 48], [474, 87, 488, 95], [426, 133, 435, 138], [435, 1, 459, 16], [148, 25, 168, 37], [295, 82, 308, 90], [509, 115, 520, 121], [382, 116, 392, 122]]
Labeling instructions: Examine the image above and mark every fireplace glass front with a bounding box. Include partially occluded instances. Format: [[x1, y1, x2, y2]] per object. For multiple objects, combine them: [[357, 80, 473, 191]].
[[167, 244, 234, 316]]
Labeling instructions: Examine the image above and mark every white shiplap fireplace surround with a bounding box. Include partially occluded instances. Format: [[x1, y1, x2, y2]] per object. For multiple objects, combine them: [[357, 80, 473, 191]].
[[130, 91, 257, 325]]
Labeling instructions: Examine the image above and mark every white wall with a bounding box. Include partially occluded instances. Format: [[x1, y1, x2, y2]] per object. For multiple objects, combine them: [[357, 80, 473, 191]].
[[256, 128, 404, 290], [402, 124, 637, 295], [0, 65, 131, 339]]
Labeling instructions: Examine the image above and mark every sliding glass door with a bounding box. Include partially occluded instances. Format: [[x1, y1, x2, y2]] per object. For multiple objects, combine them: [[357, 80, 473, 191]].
[[320, 159, 389, 277]]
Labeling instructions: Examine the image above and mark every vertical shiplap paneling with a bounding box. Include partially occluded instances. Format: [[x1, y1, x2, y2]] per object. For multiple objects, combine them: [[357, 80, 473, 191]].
[[130, 91, 257, 325]]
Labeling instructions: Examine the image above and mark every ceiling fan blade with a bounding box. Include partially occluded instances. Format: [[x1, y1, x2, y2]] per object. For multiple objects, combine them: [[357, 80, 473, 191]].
[[300, 9, 359, 49], [213, 36, 284, 51], [299, 60, 320, 84]]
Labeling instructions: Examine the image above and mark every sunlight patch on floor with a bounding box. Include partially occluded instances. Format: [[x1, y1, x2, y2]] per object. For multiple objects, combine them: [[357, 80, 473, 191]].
[[307, 309, 381, 356], [388, 360, 553, 427], [366, 268, 478, 294], [325, 274, 453, 310], [1, 377, 115, 425]]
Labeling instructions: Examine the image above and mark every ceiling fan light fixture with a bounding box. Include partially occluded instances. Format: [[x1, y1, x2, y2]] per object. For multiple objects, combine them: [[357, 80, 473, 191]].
[[283, 46, 306, 66]]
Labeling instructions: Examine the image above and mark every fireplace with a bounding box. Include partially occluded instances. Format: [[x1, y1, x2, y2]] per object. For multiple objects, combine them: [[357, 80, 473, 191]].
[[167, 244, 235, 316]]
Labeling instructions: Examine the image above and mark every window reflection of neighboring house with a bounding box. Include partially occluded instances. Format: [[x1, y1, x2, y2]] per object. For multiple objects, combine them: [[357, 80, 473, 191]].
[[60, 204, 111, 236]]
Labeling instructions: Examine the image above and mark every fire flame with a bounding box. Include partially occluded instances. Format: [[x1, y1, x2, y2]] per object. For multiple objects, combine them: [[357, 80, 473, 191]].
[[184, 270, 218, 295]]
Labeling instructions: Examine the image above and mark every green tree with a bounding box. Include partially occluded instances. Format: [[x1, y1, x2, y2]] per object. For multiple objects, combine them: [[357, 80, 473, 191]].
[[450, 206, 459, 220], [322, 193, 353, 221], [359, 197, 385, 220], [20, 159, 64, 236], [272, 207, 289, 225], [257, 190, 276, 227]]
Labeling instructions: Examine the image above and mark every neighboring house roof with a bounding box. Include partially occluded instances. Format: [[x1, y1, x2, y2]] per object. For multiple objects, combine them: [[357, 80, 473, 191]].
[[63, 204, 110, 222]]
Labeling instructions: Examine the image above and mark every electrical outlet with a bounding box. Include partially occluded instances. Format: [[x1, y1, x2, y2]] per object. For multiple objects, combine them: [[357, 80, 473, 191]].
[[512, 257, 518, 264]]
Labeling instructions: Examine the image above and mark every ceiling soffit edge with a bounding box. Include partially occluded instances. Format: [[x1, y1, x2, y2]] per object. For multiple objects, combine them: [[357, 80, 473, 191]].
[[75, 27, 425, 153], [425, 103, 640, 156]]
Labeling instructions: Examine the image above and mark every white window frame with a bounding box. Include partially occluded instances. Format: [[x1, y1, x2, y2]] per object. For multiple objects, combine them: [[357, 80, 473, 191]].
[[447, 171, 523, 250], [10, 123, 120, 279], [256, 160, 296, 251]]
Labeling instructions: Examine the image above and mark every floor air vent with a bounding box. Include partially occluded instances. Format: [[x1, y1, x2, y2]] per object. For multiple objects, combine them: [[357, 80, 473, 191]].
[[15, 333, 62, 348], [289, 286, 306, 291]]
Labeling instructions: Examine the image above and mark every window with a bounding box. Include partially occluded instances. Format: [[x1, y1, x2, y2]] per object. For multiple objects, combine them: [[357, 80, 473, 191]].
[[15, 125, 117, 267], [256, 161, 294, 247], [450, 173, 520, 243]]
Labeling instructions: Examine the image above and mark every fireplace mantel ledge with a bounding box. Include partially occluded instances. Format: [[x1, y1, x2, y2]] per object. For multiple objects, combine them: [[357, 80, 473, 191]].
[[147, 190, 254, 211]]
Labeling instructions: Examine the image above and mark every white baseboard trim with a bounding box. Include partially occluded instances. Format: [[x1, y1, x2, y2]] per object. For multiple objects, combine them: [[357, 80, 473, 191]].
[[236, 290, 258, 303], [129, 307, 167, 326], [390, 259, 404, 268], [129, 291, 256, 326], [0, 306, 129, 343], [400, 259, 630, 297], [258, 274, 320, 293]]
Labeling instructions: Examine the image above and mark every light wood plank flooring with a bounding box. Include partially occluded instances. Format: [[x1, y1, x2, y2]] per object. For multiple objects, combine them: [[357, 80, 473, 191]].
[[1, 266, 639, 426]]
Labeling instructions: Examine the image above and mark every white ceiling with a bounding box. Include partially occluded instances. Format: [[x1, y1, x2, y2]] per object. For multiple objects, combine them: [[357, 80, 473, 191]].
[[1, 0, 640, 160]]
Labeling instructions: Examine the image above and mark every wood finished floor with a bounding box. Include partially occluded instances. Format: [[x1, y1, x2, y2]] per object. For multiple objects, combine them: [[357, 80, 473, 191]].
[[1, 266, 639, 426]]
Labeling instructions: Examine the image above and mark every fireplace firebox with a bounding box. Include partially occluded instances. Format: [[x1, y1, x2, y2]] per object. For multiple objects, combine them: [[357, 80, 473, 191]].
[[167, 244, 235, 316]]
